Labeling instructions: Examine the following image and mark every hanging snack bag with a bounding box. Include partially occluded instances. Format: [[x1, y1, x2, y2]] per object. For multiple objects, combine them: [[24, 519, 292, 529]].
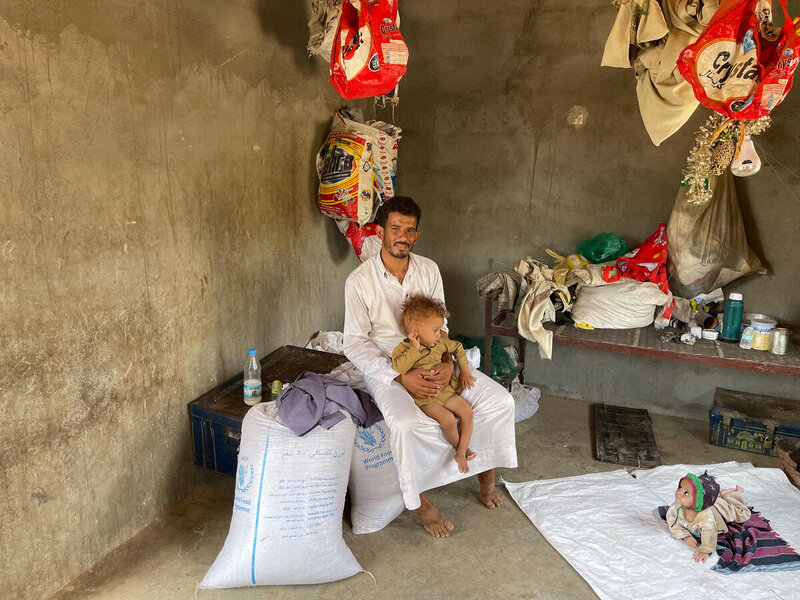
[[678, 0, 800, 120], [316, 129, 375, 225], [317, 110, 401, 227], [330, 0, 408, 100], [330, 112, 401, 209]]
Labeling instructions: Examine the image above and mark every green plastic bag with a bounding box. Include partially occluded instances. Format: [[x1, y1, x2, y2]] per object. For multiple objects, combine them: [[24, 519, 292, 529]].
[[576, 233, 629, 264], [453, 335, 517, 384]]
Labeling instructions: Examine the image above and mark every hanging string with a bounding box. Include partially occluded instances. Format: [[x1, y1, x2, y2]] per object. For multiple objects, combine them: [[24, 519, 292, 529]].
[[735, 121, 746, 159], [752, 138, 800, 180], [752, 139, 800, 205]]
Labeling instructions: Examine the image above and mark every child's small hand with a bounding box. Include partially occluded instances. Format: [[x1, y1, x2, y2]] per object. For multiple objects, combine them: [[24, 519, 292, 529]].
[[692, 550, 710, 563], [408, 329, 421, 350], [459, 368, 476, 391], [683, 537, 698, 550]]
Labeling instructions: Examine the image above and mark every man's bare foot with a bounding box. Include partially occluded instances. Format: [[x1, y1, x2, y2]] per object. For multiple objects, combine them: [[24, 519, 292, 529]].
[[415, 493, 454, 538], [466, 448, 477, 461], [455, 452, 469, 473], [477, 470, 503, 509]]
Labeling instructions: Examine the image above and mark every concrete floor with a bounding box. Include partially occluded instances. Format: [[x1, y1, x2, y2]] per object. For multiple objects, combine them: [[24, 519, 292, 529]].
[[51, 395, 781, 600]]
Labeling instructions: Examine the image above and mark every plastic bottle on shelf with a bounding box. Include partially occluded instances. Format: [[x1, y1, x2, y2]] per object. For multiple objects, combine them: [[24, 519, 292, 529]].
[[719, 292, 744, 342], [739, 326, 755, 349], [243, 348, 262, 406]]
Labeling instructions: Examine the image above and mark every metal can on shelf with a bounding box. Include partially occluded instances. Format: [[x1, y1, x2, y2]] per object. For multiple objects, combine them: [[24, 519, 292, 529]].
[[751, 317, 778, 351], [770, 328, 789, 356]]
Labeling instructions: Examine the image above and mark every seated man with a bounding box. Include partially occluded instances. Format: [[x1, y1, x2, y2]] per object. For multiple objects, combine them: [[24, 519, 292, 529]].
[[343, 196, 518, 537]]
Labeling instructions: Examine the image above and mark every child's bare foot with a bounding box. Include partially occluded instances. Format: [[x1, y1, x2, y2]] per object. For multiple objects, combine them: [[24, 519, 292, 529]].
[[721, 485, 745, 495], [466, 448, 477, 461], [455, 452, 469, 473]]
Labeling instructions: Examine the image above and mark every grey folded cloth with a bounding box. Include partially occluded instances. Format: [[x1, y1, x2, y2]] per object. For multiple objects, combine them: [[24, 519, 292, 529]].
[[476, 269, 529, 316], [276, 371, 383, 437]]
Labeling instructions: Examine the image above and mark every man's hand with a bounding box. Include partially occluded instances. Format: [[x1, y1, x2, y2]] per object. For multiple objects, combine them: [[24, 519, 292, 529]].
[[429, 359, 454, 384], [397, 369, 441, 399]]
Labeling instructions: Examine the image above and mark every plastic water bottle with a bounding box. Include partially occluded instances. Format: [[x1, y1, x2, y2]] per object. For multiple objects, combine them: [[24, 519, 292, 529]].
[[243, 348, 262, 406], [720, 292, 744, 342]]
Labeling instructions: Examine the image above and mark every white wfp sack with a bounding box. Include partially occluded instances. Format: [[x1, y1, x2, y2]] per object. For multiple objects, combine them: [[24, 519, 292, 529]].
[[571, 279, 669, 329], [349, 420, 405, 534], [200, 403, 361, 588]]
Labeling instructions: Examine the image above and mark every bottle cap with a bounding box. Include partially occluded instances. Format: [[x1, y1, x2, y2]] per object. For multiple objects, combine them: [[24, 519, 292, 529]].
[[248, 348, 257, 356], [729, 292, 743, 301]]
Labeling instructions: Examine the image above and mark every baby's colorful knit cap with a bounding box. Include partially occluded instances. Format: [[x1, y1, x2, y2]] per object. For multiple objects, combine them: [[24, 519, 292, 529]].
[[680, 471, 720, 511]]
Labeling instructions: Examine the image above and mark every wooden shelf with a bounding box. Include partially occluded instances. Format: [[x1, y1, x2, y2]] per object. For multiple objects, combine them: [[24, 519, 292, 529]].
[[548, 324, 800, 377], [483, 292, 800, 377]]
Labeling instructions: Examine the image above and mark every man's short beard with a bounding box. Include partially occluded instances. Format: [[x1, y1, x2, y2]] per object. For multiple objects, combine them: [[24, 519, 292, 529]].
[[387, 248, 410, 259], [386, 242, 411, 259]]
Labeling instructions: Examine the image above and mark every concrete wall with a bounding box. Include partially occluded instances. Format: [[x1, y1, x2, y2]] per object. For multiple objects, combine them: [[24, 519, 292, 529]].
[[2, 0, 799, 597], [0, 2, 362, 598], [395, 1, 800, 419]]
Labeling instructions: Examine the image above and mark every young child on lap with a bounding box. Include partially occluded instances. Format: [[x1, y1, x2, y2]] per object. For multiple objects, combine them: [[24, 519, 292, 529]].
[[392, 294, 477, 473], [666, 471, 751, 563]]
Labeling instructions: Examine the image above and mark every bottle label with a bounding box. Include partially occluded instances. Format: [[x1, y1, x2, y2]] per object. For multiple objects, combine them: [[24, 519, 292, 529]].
[[243, 379, 262, 403]]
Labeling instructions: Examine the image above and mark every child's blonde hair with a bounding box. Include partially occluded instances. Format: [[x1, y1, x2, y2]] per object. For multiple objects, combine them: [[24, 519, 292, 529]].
[[399, 293, 449, 334]]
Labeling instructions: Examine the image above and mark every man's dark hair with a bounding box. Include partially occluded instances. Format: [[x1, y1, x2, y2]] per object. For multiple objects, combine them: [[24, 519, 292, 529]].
[[375, 196, 421, 229]]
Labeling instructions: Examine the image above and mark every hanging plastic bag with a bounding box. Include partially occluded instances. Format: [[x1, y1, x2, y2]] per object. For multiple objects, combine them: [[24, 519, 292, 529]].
[[330, 0, 409, 100], [316, 109, 401, 227], [575, 233, 630, 264], [667, 170, 766, 298], [331, 111, 401, 203], [316, 129, 375, 225], [677, 0, 800, 121]]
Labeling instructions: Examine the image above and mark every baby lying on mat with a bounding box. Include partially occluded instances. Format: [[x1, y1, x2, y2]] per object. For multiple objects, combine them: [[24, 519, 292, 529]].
[[666, 471, 751, 563]]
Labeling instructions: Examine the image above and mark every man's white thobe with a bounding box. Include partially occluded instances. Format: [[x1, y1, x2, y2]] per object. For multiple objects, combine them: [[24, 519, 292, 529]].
[[343, 253, 518, 509]]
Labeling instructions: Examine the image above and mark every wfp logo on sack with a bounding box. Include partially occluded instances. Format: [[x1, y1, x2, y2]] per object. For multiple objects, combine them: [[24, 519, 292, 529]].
[[696, 36, 759, 98], [236, 460, 254, 493], [355, 424, 386, 453]]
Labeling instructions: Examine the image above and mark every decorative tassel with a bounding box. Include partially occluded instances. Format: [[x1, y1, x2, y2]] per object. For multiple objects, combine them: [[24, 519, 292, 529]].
[[683, 113, 771, 205]]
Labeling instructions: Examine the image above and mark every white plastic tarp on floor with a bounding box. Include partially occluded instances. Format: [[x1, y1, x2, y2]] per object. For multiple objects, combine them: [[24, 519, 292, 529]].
[[504, 462, 800, 600]]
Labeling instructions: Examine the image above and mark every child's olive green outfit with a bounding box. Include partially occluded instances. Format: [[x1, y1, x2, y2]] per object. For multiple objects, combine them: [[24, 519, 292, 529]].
[[392, 338, 470, 407]]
